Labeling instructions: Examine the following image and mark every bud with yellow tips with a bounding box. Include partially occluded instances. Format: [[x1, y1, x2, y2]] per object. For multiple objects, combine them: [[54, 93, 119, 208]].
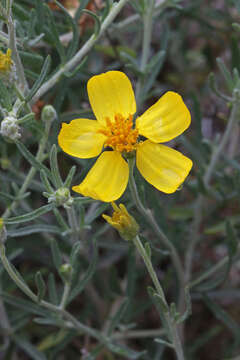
[[0, 49, 16, 84], [103, 203, 139, 241], [0, 49, 13, 73]]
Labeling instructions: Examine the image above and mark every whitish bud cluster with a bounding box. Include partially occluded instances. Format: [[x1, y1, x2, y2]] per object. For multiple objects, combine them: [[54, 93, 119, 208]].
[[48, 187, 73, 209], [0, 114, 21, 141]]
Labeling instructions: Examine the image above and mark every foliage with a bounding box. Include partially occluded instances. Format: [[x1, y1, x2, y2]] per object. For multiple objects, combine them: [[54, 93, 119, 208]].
[[1, 0, 240, 359]]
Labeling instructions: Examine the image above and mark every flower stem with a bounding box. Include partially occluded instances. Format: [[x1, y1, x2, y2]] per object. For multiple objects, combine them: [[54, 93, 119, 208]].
[[128, 158, 185, 303], [7, 4, 28, 93], [0, 241, 114, 346], [135, 0, 155, 102], [133, 235, 185, 360], [59, 281, 71, 310], [140, 0, 155, 72], [66, 206, 80, 243]]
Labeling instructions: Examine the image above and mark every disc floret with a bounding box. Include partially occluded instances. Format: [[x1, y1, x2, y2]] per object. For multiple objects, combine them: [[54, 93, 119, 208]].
[[98, 114, 139, 153]]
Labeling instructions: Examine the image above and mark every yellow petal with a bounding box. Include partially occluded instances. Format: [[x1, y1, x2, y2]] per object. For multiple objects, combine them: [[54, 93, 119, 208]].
[[58, 119, 106, 158], [136, 91, 191, 143], [136, 140, 192, 193], [87, 71, 136, 126], [72, 151, 129, 202]]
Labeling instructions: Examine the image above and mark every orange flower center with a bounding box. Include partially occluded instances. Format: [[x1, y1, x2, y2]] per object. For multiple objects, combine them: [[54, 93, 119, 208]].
[[98, 114, 139, 153]]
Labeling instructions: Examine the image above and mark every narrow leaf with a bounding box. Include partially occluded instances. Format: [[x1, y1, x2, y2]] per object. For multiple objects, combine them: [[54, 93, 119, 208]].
[[50, 144, 63, 188], [69, 239, 98, 302], [25, 55, 51, 102], [50, 238, 62, 271], [4, 204, 54, 224], [35, 271, 46, 302], [16, 141, 52, 181]]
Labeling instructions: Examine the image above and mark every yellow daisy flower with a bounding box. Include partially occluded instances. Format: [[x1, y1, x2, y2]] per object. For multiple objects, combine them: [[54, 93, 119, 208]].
[[58, 71, 192, 202]]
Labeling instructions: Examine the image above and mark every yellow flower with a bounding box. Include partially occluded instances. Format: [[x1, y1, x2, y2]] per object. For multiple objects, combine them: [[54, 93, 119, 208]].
[[58, 71, 192, 202], [103, 203, 139, 241], [0, 49, 13, 73]]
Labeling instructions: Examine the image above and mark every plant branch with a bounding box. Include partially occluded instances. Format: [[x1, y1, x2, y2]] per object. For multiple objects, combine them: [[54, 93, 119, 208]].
[[133, 235, 185, 360], [7, 7, 28, 92], [32, 0, 131, 103], [128, 158, 185, 301], [135, 0, 155, 102], [2, 119, 52, 219]]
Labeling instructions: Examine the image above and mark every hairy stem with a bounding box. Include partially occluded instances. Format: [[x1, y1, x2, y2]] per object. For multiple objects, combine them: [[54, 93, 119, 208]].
[[66, 206, 80, 243], [128, 158, 185, 302], [59, 282, 71, 310], [0, 243, 116, 346], [32, 0, 131, 103], [2, 120, 52, 219], [133, 235, 185, 360], [7, 7, 28, 92], [135, 0, 155, 102]]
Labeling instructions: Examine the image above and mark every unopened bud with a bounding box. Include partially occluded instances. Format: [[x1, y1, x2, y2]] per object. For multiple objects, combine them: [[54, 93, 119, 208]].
[[41, 105, 57, 123], [0, 157, 11, 170], [103, 203, 139, 241], [48, 187, 73, 209], [59, 263, 73, 283]]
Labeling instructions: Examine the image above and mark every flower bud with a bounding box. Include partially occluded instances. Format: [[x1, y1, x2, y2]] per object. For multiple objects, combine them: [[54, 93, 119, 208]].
[[103, 203, 139, 241], [0, 157, 11, 170], [41, 105, 57, 124], [0, 49, 17, 85], [48, 187, 73, 209], [59, 263, 73, 283], [0, 114, 21, 141]]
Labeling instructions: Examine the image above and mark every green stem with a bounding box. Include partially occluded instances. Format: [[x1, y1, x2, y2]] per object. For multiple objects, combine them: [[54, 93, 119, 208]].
[[128, 158, 185, 303], [32, 0, 130, 103], [0, 243, 111, 345], [6, 0, 13, 18], [113, 327, 165, 340], [135, 0, 155, 102], [140, 0, 155, 71], [115, 0, 173, 30], [133, 235, 166, 299], [133, 235, 185, 360], [184, 196, 203, 284], [190, 255, 228, 289], [0, 286, 12, 348], [2, 120, 52, 219], [0, 244, 37, 302], [7, 8, 28, 92], [66, 206, 80, 243], [59, 282, 71, 310]]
